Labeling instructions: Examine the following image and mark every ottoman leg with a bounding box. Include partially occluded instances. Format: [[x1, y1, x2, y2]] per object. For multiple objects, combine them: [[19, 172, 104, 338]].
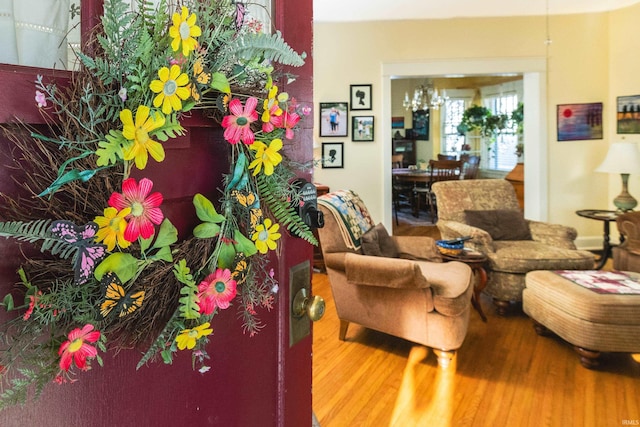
[[532, 320, 552, 336], [574, 346, 601, 369]]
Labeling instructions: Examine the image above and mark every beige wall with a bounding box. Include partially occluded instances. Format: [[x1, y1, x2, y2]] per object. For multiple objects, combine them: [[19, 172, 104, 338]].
[[313, 4, 640, 247]]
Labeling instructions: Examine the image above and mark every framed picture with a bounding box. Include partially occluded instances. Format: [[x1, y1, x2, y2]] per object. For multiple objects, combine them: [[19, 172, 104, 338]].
[[350, 84, 372, 111], [319, 102, 348, 137], [391, 116, 405, 129], [412, 109, 429, 140], [321, 142, 344, 168], [557, 102, 603, 141], [352, 116, 374, 142], [617, 95, 640, 134]]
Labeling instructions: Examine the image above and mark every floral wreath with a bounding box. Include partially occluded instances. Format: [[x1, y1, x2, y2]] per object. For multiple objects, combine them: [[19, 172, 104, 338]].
[[0, 0, 315, 407]]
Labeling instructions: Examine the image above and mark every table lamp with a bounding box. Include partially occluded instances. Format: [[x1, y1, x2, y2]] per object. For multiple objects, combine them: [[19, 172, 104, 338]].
[[595, 142, 640, 212]]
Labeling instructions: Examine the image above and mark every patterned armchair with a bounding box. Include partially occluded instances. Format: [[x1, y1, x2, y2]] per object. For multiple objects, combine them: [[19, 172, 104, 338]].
[[613, 211, 640, 272], [316, 190, 474, 367], [432, 179, 595, 314]]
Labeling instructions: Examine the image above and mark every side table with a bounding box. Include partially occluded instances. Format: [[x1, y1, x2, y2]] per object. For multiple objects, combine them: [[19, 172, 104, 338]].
[[440, 249, 488, 322], [575, 209, 624, 270]]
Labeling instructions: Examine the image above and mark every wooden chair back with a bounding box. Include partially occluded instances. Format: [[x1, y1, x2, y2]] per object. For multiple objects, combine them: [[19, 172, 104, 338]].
[[392, 154, 404, 168], [437, 154, 457, 161], [429, 159, 463, 183], [462, 155, 481, 179]]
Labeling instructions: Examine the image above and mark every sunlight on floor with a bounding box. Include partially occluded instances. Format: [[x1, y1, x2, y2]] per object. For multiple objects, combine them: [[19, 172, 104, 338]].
[[389, 346, 456, 427]]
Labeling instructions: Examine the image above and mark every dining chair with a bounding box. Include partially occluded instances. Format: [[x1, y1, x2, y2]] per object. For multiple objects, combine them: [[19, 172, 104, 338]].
[[414, 159, 463, 220], [437, 153, 457, 161], [461, 155, 481, 179], [392, 154, 412, 224]]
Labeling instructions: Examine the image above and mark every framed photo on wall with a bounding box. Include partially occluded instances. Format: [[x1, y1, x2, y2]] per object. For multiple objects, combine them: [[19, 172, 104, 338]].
[[352, 116, 374, 142], [321, 142, 344, 168], [412, 109, 429, 140], [350, 84, 372, 110], [557, 102, 603, 141], [319, 102, 348, 137], [617, 95, 640, 134]]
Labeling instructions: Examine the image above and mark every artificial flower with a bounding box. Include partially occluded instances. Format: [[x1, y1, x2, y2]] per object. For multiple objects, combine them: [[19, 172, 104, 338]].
[[35, 90, 47, 108], [94, 206, 132, 251], [149, 65, 191, 115], [197, 268, 237, 314], [251, 218, 281, 254], [120, 105, 166, 170], [280, 111, 300, 140], [108, 178, 164, 241], [169, 6, 201, 57], [261, 85, 283, 133], [248, 139, 283, 176], [22, 291, 42, 321], [221, 97, 259, 145], [175, 322, 213, 350], [58, 324, 101, 372], [118, 87, 127, 102]]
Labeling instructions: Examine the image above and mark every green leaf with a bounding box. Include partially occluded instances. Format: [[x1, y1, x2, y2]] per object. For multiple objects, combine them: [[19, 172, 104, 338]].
[[95, 130, 125, 166], [2, 294, 14, 311], [234, 229, 258, 257], [193, 223, 221, 239], [95, 252, 138, 283], [38, 168, 100, 197], [139, 233, 154, 252], [193, 194, 225, 224], [210, 72, 231, 94], [161, 349, 174, 365], [150, 246, 173, 262], [217, 241, 236, 269], [152, 219, 178, 249]]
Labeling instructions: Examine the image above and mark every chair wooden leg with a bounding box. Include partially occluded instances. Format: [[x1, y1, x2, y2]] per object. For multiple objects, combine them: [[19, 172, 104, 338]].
[[338, 320, 349, 341], [493, 298, 511, 316], [433, 349, 456, 368]]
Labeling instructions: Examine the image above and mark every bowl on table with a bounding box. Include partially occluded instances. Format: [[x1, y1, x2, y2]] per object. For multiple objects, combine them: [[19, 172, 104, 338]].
[[436, 239, 465, 256]]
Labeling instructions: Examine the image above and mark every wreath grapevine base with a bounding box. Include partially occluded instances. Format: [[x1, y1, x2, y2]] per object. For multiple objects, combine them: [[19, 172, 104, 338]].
[[0, 0, 314, 408]]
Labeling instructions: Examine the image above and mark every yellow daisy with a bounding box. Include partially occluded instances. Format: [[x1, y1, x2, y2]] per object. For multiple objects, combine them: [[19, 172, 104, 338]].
[[169, 6, 201, 57], [149, 65, 191, 115], [94, 207, 132, 251], [176, 322, 213, 350], [120, 105, 166, 170], [249, 139, 283, 176], [251, 218, 281, 254]]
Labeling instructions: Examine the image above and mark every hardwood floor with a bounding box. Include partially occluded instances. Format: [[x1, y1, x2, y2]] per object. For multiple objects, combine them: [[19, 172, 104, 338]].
[[311, 224, 640, 426]]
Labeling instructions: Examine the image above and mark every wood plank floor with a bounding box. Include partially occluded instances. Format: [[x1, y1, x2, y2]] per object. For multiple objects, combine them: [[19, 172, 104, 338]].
[[312, 225, 640, 427]]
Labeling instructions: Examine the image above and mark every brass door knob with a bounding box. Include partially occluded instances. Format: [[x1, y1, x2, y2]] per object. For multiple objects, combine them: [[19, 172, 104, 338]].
[[292, 288, 325, 321]]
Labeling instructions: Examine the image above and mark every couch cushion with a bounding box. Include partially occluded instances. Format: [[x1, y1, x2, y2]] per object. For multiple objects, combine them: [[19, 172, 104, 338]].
[[361, 223, 399, 258], [490, 241, 595, 273], [465, 209, 532, 241]]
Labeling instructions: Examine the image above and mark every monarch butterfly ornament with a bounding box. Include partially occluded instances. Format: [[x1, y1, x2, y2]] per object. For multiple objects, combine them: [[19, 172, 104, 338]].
[[190, 52, 211, 102], [99, 272, 145, 318]]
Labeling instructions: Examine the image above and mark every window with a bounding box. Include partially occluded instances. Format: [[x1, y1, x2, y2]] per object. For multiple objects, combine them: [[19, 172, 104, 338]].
[[483, 92, 519, 171], [442, 98, 467, 154]]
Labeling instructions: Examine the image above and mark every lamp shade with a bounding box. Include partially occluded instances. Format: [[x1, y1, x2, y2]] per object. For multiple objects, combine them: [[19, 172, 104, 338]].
[[595, 142, 640, 174]]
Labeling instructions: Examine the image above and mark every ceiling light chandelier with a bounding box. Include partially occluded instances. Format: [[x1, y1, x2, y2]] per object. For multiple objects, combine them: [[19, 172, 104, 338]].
[[403, 81, 448, 112]]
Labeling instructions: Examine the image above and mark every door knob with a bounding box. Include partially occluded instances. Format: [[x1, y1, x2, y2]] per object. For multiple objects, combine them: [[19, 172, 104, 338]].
[[292, 288, 325, 321]]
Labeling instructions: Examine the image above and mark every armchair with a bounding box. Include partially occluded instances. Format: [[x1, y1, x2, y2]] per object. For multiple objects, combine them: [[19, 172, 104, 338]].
[[317, 190, 474, 367], [613, 211, 640, 271], [431, 179, 595, 314]]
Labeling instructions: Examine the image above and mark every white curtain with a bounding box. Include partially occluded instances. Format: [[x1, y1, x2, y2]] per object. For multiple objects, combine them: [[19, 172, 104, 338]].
[[0, 0, 69, 69]]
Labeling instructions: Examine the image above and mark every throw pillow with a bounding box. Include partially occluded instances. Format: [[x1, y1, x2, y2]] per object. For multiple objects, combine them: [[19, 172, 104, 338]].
[[464, 209, 532, 241], [361, 223, 399, 257]]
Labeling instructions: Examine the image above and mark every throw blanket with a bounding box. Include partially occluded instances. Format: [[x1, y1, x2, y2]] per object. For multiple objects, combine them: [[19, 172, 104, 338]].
[[318, 190, 375, 250]]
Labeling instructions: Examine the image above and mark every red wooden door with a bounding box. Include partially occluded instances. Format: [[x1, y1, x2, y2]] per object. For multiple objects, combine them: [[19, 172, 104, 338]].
[[0, 0, 314, 425]]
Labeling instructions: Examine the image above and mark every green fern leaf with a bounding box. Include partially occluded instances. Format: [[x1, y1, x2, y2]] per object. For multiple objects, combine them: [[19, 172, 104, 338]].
[[231, 31, 305, 67]]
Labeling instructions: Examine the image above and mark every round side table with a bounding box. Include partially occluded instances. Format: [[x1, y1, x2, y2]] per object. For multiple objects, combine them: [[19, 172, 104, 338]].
[[440, 249, 488, 322], [575, 209, 623, 269]]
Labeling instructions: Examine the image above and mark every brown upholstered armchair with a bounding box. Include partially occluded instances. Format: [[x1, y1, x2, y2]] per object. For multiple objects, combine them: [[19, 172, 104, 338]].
[[613, 211, 640, 271], [316, 190, 474, 367], [432, 179, 595, 314]]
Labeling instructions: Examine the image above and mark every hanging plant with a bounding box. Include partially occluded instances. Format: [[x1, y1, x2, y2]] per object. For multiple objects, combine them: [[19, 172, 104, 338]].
[[457, 104, 509, 137]]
